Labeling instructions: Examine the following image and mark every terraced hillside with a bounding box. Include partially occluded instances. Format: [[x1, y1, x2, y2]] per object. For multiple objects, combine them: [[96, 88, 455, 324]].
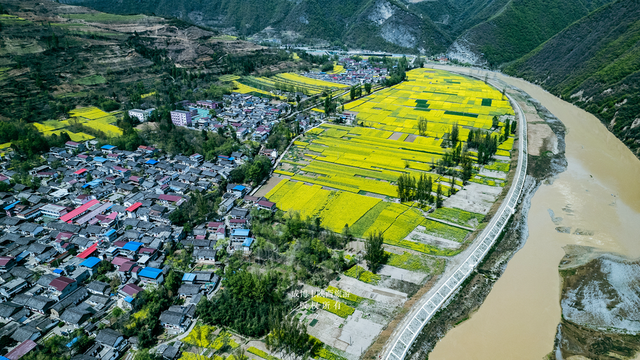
[[0, 0, 296, 123]]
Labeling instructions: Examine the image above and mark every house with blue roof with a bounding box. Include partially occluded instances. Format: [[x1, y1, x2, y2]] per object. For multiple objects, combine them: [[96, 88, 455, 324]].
[[232, 185, 246, 197], [122, 241, 143, 253], [242, 238, 254, 254], [231, 229, 250, 240], [102, 229, 118, 241], [138, 267, 164, 285], [82, 179, 103, 188], [101, 145, 117, 153], [182, 273, 196, 284], [93, 156, 108, 164], [80, 257, 102, 276], [145, 159, 158, 165]]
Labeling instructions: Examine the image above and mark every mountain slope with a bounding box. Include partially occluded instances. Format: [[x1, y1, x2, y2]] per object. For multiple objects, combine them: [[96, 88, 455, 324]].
[[0, 0, 295, 123], [446, 0, 615, 66], [58, 0, 451, 53], [406, 0, 510, 39], [505, 0, 640, 156]]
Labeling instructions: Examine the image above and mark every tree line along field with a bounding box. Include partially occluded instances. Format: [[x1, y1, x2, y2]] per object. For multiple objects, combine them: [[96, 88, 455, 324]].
[[267, 68, 516, 256]]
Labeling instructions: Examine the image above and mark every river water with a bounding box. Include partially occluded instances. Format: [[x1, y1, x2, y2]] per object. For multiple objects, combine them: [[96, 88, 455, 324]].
[[428, 66, 640, 359]]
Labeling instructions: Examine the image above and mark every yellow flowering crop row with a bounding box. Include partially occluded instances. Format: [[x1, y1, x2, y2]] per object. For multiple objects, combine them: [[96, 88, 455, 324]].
[[344, 265, 381, 285], [312, 295, 355, 318], [69, 106, 109, 120], [275, 73, 348, 89], [183, 324, 217, 348], [247, 347, 281, 360], [211, 331, 239, 350], [274, 170, 295, 176], [179, 352, 209, 360], [326, 286, 365, 303]]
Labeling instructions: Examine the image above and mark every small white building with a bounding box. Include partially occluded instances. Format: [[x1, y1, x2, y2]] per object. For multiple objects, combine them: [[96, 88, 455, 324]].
[[128, 108, 155, 122]]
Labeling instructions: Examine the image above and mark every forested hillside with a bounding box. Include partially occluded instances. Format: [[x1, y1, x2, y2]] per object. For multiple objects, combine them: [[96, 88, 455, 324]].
[[505, 0, 640, 156], [446, 0, 614, 66]]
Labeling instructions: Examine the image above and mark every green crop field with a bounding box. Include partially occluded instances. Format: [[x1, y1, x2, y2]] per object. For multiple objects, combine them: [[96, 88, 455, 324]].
[[429, 207, 484, 228]]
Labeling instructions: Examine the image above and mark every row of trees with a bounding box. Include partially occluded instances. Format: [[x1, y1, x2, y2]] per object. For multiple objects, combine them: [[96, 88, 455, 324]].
[[266, 316, 322, 360], [467, 129, 500, 164], [436, 143, 474, 181], [396, 173, 444, 207]]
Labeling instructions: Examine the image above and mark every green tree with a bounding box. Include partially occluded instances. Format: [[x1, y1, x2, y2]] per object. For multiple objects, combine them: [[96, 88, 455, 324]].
[[266, 315, 321, 359], [503, 119, 511, 141], [364, 83, 372, 94], [450, 123, 459, 148], [364, 231, 388, 274], [418, 117, 428, 136], [435, 183, 443, 209]]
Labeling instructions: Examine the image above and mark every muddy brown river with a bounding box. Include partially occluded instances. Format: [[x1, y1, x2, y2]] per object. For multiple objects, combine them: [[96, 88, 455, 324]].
[[427, 66, 640, 359]]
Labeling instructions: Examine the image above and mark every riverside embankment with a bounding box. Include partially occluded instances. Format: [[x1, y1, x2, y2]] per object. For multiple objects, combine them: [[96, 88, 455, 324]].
[[425, 65, 640, 360]]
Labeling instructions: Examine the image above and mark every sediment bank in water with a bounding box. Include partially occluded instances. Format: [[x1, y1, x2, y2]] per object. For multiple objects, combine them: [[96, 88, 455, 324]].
[[552, 245, 640, 360]]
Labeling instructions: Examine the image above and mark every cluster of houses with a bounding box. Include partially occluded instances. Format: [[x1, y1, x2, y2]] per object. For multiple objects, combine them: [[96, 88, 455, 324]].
[[168, 94, 291, 142], [303, 57, 388, 86], [0, 139, 280, 360]]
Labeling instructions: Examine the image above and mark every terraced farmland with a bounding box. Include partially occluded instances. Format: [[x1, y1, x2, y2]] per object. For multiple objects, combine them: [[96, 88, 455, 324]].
[[240, 72, 348, 96], [266, 68, 516, 255]]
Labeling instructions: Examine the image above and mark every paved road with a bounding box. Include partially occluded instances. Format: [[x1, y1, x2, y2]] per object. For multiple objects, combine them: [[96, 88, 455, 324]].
[[153, 319, 198, 351], [380, 87, 528, 360]]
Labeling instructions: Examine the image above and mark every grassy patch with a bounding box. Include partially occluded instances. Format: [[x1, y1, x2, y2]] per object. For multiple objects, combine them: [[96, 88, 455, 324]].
[[350, 201, 389, 238], [421, 220, 470, 242], [429, 207, 484, 228], [386, 251, 444, 273], [484, 161, 510, 172]]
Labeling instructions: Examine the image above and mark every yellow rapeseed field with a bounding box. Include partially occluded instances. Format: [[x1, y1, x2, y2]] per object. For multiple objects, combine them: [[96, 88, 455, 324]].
[[267, 68, 515, 254]]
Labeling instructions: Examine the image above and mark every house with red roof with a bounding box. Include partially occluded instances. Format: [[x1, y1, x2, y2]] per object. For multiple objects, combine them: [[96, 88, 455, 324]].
[[229, 218, 247, 229], [0, 256, 16, 272], [126, 202, 143, 218], [256, 200, 276, 211], [119, 283, 143, 298], [158, 194, 183, 206], [77, 243, 98, 259], [65, 141, 85, 152], [111, 257, 131, 266], [48, 276, 77, 299], [5, 339, 37, 360]]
